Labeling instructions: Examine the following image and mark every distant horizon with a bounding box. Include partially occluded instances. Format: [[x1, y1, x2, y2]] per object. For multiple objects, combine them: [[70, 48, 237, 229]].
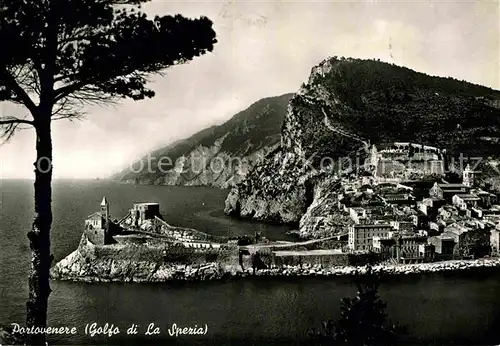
[[2, 61, 499, 180], [1, 0, 498, 179]]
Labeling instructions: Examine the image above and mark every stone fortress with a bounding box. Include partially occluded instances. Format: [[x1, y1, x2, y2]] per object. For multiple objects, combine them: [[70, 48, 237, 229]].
[[367, 142, 446, 180], [83, 198, 225, 249], [52, 140, 500, 282]]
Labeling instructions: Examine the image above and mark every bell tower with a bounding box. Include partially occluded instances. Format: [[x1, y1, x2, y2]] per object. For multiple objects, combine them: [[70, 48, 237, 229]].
[[100, 196, 110, 244], [462, 164, 474, 187], [100, 196, 109, 228]]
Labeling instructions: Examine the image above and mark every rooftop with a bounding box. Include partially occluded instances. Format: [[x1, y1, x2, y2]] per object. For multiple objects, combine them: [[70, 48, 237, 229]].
[[442, 189, 472, 194], [438, 183, 468, 189], [454, 194, 480, 200], [353, 223, 393, 228], [273, 249, 343, 256], [86, 212, 103, 219]]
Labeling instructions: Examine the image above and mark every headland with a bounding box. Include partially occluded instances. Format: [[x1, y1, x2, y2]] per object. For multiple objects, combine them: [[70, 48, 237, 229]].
[[50, 197, 500, 283]]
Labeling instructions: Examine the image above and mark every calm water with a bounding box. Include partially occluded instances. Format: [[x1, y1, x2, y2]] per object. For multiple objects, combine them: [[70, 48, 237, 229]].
[[1, 179, 500, 345]]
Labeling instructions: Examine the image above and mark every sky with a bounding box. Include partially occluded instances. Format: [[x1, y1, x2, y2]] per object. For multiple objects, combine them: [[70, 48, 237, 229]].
[[0, 0, 498, 179]]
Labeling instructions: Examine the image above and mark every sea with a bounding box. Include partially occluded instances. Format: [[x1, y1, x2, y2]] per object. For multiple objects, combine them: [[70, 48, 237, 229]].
[[1, 179, 500, 345]]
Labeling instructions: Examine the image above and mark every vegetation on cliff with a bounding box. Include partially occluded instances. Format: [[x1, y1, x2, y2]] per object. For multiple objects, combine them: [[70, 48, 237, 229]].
[[292, 57, 500, 160], [227, 57, 500, 231]]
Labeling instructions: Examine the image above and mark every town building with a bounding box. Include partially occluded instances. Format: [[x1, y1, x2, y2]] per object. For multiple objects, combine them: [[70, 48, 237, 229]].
[[491, 228, 500, 256], [462, 164, 475, 187], [348, 223, 394, 251], [473, 189, 497, 208], [417, 198, 446, 219], [349, 207, 367, 224], [130, 202, 161, 226], [429, 182, 471, 202], [452, 194, 481, 210], [381, 192, 416, 206], [373, 233, 434, 263], [396, 235, 432, 263], [429, 236, 456, 259], [390, 220, 416, 232]]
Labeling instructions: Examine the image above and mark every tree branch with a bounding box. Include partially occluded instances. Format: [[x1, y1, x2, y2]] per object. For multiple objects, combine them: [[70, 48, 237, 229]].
[[0, 117, 34, 126], [53, 82, 85, 103], [0, 117, 34, 143], [0, 69, 38, 116]]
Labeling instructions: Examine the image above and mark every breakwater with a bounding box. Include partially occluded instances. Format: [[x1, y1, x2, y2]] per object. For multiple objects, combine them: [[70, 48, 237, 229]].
[[246, 257, 500, 278]]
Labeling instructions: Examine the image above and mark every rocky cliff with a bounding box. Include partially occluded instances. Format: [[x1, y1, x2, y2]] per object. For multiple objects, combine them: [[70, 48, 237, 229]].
[[225, 57, 500, 237], [50, 234, 241, 283], [114, 93, 293, 188]]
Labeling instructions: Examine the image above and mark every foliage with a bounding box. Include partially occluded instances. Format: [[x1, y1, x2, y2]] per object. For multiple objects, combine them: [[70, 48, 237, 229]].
[[454, 228, 492, 259], [0, 1, 217, 343], [237, 235, 255, 246], [301, 58, 500, 160], [0, 0, 217, 137], [310, 266, 406, 345]]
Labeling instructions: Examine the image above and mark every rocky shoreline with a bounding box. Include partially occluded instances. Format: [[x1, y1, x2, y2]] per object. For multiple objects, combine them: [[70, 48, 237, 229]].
[[51, 249, 500, 283], [50, 250, 238, 283], [245, 257, 500, 278]]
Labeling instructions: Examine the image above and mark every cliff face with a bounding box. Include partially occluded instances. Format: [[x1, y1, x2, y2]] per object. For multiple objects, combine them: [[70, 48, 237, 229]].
[[114, 94, 293, 188], [225, 57, 500, 236], [50, 235, 241, 282]]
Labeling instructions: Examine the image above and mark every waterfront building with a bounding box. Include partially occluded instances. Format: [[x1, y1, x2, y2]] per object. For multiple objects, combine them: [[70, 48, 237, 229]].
[[429, 236, 456, 259], [348, 223, 393, 251], [491, 229, 500, 256]]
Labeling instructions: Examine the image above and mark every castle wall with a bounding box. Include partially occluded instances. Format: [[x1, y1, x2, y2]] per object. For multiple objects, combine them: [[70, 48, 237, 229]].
[[83, 229, 105, 246]]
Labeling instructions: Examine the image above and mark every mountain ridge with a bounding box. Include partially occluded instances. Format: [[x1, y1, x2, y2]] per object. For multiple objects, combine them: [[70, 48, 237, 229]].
[[224, 57, 500, 237], [114, 93, 293, 188]]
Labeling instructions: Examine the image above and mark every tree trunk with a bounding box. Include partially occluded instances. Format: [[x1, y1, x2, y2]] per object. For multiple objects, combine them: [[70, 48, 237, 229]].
[[26, 117, 53, 345]]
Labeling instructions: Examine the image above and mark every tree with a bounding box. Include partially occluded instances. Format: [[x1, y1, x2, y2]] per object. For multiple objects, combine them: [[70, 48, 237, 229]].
[[310, 266, 406, 345], [0, 1, 216, 344]]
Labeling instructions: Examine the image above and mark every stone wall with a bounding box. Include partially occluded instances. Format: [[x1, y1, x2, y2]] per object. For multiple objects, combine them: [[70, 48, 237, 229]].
[[267, 251, 381, 267], [78, 233, 239, 266], [272, 253, 350, 267], [83, 229, 104, 246], [50, 234, 241, 283]]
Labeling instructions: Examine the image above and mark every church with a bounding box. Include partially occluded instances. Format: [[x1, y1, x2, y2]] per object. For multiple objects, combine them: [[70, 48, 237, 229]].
[[84, 197, 114, 245]]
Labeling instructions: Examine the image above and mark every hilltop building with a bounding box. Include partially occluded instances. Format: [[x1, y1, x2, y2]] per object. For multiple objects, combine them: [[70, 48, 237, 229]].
[[375, 142, 445, 179], [462, 164, 475, 187]]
